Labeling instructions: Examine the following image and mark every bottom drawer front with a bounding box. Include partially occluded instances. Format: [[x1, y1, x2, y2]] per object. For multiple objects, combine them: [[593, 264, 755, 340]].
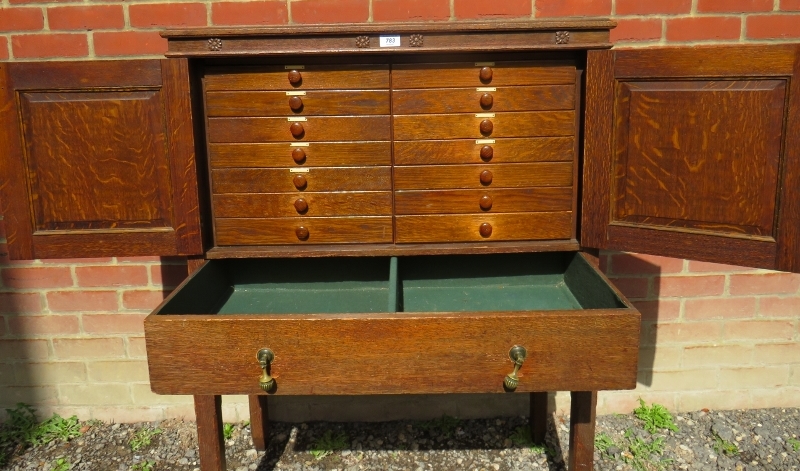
[[145, 310, 639, 395], [396, 212, 572, 243], [216, 216, 393, 245]]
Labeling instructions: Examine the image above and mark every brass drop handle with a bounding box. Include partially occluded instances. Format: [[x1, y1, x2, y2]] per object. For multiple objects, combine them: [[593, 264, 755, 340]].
[[257, 348, 275, 392], [503, 345, 527, 391]]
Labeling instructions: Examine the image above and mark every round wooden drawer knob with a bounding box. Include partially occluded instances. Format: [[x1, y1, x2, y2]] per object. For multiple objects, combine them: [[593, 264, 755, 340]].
[[480, 145, 493, 161], [480, 195, 493, 210], [480, 93, 493, 109], [292, 174, 307, 190], [296, 226, 309, 240], [288, 69, 302, 85], [294, 198, 308, 213], [479, 223, 493, 238], [479, 66, 493, 82], [480, 119, 493, 135], [290, 122, 305, 138], [480, 170, 493, 185], [291, 148, 306, 164], [288, 96, 303, 111]]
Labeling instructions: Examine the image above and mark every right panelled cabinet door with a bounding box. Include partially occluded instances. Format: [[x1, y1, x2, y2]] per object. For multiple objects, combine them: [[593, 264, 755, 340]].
[[582, 45, 800, 273]]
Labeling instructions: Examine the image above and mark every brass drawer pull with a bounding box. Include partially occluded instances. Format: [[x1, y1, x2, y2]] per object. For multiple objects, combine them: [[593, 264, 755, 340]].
[[257, 348, 275, 392], [504, 345, 527, 390]]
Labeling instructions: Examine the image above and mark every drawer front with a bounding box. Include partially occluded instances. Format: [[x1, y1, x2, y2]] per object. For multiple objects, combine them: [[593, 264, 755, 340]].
[[204, 65, 391, 91], [210, 142, 392, 168], [207, 116, 391, 143], [393, 111, 575, 140], [145, 310, 639, 395], [394, 137, 574, 165], [395, 188, 574, 215], [392, 85, 575, 114], [206, 90, 391, 116], [213, 167, 392, 193], [392, 62, 576, 88], [214, 192, 393, 218], [395, 212, 572, 243], [215, 216, 393, 245], [394, 163, 573, 190]]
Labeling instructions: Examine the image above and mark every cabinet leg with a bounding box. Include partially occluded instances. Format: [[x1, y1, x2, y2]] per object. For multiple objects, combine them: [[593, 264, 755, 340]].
[[249, 394, 270, 451], [529, 392, 548, 444], [194, 395, 226, 471], [568, 391, 597, 471]]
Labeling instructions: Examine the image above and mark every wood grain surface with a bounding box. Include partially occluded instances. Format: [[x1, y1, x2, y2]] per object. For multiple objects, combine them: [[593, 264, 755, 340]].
[[583, 45, 800, 272], [213, 192, 392, 217], [392, 85, 575, 114], [394, 163, 573, 190], [204, 65, 390, 91], [395, 212, 572, 243], [393, 111, 574, 140], [394, 188, 573, 215], [568, 391, 597, 471], [248, 395, 269, 451], [393, 137, 574, 165], [145, 309, 639, 395], [209, 142, 391, 168], [205, 240, 582, 259], [215, 216, 393, 245], [580, 49, 614, 250], [775, 45, 800, 273], [392, 62, 575, 88], [613, 80, 785, 237], [194, 395, 226, 471], [0, 59, 203, 260], [212, 167, 391, 193], [206, 90, 390, 116], [207, 116, 391, 142]]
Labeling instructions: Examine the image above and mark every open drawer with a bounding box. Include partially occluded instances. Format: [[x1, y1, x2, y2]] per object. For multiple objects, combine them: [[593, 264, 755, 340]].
[[144, 252, 640, 396]]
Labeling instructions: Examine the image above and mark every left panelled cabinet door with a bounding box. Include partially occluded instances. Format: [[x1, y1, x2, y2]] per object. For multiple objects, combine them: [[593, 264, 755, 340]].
[[0, 60, 203, 259]]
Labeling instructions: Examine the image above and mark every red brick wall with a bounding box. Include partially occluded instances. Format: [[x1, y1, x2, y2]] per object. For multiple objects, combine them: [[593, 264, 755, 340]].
[[0, 0, 798, 421]]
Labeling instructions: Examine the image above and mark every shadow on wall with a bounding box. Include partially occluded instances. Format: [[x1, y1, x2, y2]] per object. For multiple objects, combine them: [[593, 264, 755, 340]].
[[600, 251, 660, 388]]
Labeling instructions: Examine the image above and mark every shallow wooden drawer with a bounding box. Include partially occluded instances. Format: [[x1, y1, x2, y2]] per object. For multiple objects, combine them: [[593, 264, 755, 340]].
[[214, 192, 392, 218], [215, 216, 393, 245], [206, 90, 390, 116], [395, 188, 573, 215], [395, 212, 572, 243], [394, 137, 574, 165], [209, 142, 392, 168], [393, 111, 575, 140], [204, 65, 390, 91], [392, 85, 575, 114], [144, 253, 639, 395], [207, 116, 391, 143], [212, 167, 392, 193], [392, 62, 576, 88], [394, 163, 573, 190]]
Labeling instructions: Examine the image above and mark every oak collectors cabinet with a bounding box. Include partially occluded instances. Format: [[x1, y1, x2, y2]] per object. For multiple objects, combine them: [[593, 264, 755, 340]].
[[1, 21, 799, 471]]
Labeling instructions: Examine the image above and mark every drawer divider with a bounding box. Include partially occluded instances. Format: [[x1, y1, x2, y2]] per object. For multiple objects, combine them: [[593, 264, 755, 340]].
[[388, 256, 399, 313]]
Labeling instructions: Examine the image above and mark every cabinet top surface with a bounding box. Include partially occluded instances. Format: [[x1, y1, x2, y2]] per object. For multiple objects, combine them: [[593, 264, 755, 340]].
[[162, 19, 615, 38], [162, 20, 614, 57]]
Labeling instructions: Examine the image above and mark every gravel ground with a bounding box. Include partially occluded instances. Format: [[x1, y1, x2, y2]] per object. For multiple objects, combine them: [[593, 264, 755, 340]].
[[2, 407, 799, 470]]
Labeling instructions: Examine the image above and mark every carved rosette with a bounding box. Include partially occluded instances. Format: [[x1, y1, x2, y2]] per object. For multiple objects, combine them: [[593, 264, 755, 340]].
[[207, 38, 223, 51], [409, 34, 424, 47], [355, 35, 370, 48], [555, 31, 570, 45]]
